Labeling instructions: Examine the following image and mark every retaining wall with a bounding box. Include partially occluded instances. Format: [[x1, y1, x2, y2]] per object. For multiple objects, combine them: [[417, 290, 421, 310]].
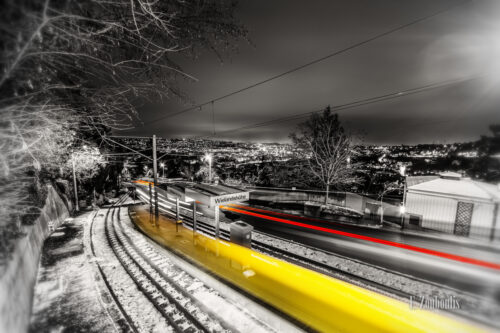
[[249, 188, 402, 223], [0, 185, 69, 333], [249, 188, 367, 213]]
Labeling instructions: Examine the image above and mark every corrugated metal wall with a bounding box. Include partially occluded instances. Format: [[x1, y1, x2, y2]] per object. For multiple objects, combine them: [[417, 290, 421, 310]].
[[407, 191, 498, 240], [406, 192, 457, 233]]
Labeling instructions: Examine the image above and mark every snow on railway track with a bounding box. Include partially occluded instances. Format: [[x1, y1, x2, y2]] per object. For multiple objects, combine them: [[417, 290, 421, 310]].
[[90, 195, 279, 333], [105, 197, 233, 332], [143, 194, 499, 330]]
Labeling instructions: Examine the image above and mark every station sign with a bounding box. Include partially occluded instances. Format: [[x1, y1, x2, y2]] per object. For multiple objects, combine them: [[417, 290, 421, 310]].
[[210, 192, 249, 207]]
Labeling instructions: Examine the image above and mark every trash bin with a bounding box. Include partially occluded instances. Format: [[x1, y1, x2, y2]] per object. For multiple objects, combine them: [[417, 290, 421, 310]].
[[230, 221, 253, 248]]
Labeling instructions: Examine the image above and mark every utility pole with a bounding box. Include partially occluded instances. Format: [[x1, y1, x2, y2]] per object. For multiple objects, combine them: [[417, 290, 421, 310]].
[[72, 155, 79, 212], [400, 165, 407, 229], [176, 197, 180, 232], [192, 201, 197, 236], [152, 135, 159, 222], [209, 158, 212, 183], [380, 190, 385, 226], [214, 205, 220, 239], [149, 183, 152, 215]]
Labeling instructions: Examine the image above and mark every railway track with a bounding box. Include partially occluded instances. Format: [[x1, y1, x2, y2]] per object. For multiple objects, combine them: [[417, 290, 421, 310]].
[[95, 196, 235, 333], [129, 188, 499, 329], [139, 199, 499, 329], [133, 190, 456, 300], [176, 213, 413, 300], [89, 197, 139, 333]]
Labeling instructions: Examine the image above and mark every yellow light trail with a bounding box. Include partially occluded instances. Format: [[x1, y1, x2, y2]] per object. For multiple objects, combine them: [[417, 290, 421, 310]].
[[130, 205, 485, 333]]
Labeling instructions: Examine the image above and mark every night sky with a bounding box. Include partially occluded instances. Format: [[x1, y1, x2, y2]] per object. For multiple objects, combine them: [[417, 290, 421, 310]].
[[124, 0, 500, 144]]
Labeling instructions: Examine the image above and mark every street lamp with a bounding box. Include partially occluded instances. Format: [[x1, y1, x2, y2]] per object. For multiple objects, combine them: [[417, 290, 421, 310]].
[[71, 153, 79, 212], [204, 153, 212, 183], [400, 204, 406, 229], [399, 164, 407, 229], [399, 165, 406, 177], [160, 162, 165, 178]]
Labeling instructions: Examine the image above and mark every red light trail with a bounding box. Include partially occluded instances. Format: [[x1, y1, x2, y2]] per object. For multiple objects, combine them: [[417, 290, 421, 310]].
[[223, 206, 500, 271]]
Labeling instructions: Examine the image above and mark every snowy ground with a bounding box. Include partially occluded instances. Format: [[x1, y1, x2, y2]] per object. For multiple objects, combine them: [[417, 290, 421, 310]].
[[29, 210, 117, 332], [90, 207, 173, 332], [30, 194, 498, 332], [30, 200, 305, 332], [121, 206, 304, 333]]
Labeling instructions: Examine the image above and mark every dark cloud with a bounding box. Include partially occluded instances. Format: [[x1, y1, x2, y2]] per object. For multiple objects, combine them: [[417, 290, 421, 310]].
[[124, 0, 500, 144]]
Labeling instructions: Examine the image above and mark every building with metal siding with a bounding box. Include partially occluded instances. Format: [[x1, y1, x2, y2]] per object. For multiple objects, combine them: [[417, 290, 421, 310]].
[[404, 172, 500, 241]]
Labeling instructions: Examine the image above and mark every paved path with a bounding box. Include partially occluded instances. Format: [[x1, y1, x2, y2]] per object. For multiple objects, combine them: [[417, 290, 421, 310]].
[[29, 210, 117, 333]]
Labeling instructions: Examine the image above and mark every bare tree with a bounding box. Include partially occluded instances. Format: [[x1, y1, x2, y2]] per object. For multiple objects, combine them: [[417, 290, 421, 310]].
[[291, 106, 359, 204], [180, 164, 197, 182], [378, 181, 401, 224], [68, 145, 105, 178], [1, 0, 246, 129], [0, 0, 246, 259]]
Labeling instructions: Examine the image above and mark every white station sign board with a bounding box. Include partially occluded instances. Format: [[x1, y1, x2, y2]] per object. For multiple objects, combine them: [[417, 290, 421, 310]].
[[210, 192, 250, 207]]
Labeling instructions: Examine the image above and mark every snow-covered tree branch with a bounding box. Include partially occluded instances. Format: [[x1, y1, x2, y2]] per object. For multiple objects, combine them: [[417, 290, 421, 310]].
[[0, 0, 246, 259]]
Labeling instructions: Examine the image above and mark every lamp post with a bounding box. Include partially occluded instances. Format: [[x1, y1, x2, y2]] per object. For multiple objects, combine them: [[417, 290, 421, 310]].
[[205, 153, 212, 183], [152, 135, 159, 222], [160, 162, 165, 178], [71, 154, 79, 212], [399, 165, 407, 229]]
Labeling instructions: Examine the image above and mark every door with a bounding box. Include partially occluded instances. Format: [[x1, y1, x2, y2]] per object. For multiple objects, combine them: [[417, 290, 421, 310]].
[[409, 214, 421, 227], [454, 201, 473, 236]]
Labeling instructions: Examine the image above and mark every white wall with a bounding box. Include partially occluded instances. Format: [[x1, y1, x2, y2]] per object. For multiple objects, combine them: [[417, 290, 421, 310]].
[[406, 192, 457, 233], [470, 202, 494, 239], [0, 186, 69, 333], [495, 205, 500, 242]]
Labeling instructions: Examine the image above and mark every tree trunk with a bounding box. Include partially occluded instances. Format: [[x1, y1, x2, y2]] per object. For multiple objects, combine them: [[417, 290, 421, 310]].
[[324, 183, 329, 205]]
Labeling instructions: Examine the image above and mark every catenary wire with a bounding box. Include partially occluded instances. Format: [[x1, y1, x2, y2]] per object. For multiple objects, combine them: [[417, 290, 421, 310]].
[[137, 0, 470, 126]]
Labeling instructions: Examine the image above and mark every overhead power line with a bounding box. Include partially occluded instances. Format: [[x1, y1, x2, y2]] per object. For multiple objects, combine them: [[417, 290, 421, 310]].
[[139, 0, 469, 126], [107, 135, 153, 139], [203, 74, 485, 138]]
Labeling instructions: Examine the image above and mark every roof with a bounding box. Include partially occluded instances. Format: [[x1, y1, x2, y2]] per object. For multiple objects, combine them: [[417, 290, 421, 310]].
[[438, 171, 462, 180], [191, 183, 243, 196], [406, 175, 439, 187], [408, 177, 500, 202]]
